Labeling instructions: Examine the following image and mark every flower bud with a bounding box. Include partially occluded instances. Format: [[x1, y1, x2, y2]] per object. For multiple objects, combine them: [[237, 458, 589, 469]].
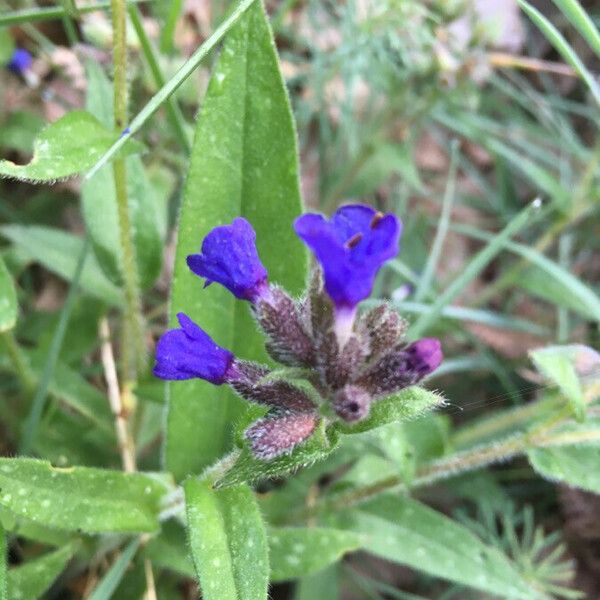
[[362, 304, 406, 360], [333, 385, 371, 422], [245, 413, 318, 460], [254, 288, 315, 367]]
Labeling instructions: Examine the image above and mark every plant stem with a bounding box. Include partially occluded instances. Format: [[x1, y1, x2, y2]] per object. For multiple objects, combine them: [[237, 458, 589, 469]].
[[111, 0, 147, 379], [285, 413, 600, 524], [0, 331, 36, 395]]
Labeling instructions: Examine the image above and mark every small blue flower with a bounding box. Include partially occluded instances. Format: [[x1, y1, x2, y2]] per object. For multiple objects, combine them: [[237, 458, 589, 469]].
[[7, 48, 32, 75], [153, 313, 234, 383], [294, 204, 401, 312], [187, 217, 269, 303]]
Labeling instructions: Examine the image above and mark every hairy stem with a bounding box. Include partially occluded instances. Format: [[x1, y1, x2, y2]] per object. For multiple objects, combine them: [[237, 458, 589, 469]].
[[111, 0, 146, 378]]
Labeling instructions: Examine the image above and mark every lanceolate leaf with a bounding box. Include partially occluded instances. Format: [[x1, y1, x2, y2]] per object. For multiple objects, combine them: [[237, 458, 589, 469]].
[[327, 495, 543, 599], [7, 544, 74, 600], [0, 111, 142, 182], [269, 527, 362, 582], [184, 479, 269, 600], [0, 256, 17, 333], [165, 0, 307, 479], [0, 459, 169, 533], [82, 61, 163, 290]]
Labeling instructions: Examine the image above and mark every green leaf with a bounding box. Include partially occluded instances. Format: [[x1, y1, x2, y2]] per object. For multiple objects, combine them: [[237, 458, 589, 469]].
[[327, 495, 542, 599], [530, 345, 586, 420], [269, 527, 361, 582], [0, 523, 7, 600], [165, 0, 307, 479], [184, 479, 269, 600], [336, 387, 446, 435], [0, 256, 17, 333], [7, 544, 74, 600], [0, 111, 142, 182], [216, 421, 339, 488], [0, 225, 122, 306], [294, 565, 339, 600], [88, 539, 141, 600], [0, 458, 169, 533], [82, 62, 163, 289], [528, 445, 600, 493], [143, 521, 195, 578]]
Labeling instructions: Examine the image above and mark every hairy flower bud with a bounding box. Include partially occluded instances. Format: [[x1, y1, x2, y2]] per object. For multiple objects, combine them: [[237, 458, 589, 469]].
[[316, 331, 367, 390], [245, 413, 319, 459], [229, 361, 316, 412], [355, 338, 443, 397], [362, 304, 406, 360], [332, 385, 372, 422], [255, 288, 315, 367]]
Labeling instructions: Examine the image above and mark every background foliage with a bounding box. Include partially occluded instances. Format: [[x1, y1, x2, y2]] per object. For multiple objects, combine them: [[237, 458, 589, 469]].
[[0, 0, 599, 598]]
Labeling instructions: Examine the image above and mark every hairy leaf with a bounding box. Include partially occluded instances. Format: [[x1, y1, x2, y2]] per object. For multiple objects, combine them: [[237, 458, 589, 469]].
[[165, 0, 307, 479], [528, 445, 600, 493], [0, 111, 142, 182], [336, 387, 446, 435], [0, 458, 169, 533], [328, 495, 543, 599], [7, 544, 74, 600], [0, 523, 6, 600], [269, 527, 361, 582], [184, 479, 269, 600]]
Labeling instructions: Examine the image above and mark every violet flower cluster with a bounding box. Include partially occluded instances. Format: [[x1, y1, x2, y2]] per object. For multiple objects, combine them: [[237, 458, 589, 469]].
[[154, 205, 442, 460]]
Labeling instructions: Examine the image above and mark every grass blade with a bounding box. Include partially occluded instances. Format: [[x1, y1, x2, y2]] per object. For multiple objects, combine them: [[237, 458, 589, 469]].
[[20, 237, 89, 454], [551, 0, 600, 58], [414, 139, 459, 301], [88, 539, 141, 600], [408, 199, 543, 338], [85, 0, 258, 180], [517, 0, 600, 105]]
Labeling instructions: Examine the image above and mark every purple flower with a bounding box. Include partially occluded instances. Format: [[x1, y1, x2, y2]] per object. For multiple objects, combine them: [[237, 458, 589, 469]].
[[186, 218, 269, 302], [294, 204, 401, 313], [405, 338, 443, 376], [153, 313, 234, 383], [7, 48, 32, 75]]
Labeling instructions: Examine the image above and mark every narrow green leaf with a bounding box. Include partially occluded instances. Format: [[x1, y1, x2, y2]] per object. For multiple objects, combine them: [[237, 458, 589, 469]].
[[269, 527, 361, 582], [88, 539, 141, 600], [551, 0, 600, 58], [0, 257, 17, 333], [336, 387, 446, 435], [0, 30, 15, 64], [328, 495, 542, 599], [409, 200, 542, 338], [0, 458, 169, 533], [0, 111, 142, 183], [0, 523, 7, 600], [184, 479, 269, 600], [143, 521, 195, 578], [0, 225, 122, 306], [165, 0, 307, 479], [517, 0, 600, 105], [7, 544, 74, 600], [530, 345, 586, 420], [83, 62, 163, 289]]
